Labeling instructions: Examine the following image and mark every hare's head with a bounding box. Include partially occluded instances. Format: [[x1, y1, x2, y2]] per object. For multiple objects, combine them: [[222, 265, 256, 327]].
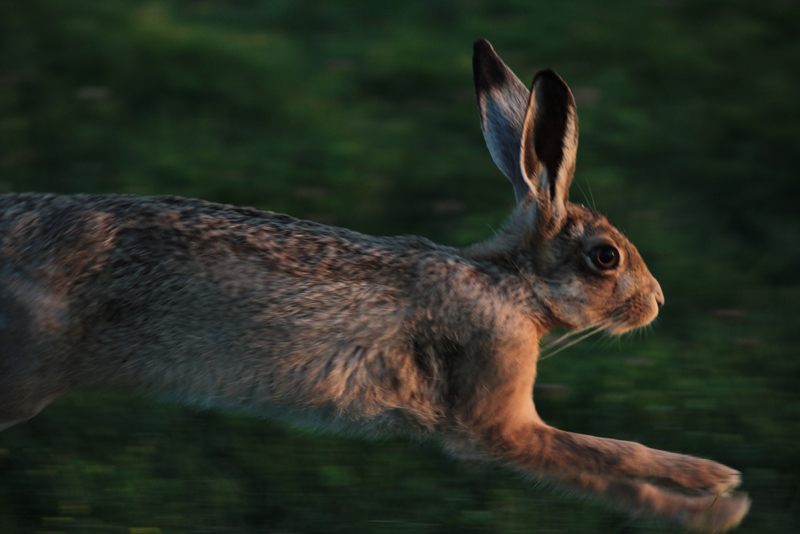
[[472, 39, 663, 335]]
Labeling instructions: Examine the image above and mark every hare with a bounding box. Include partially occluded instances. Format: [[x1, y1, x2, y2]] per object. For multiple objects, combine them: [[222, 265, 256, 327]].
[[0, 39, 748, 531]]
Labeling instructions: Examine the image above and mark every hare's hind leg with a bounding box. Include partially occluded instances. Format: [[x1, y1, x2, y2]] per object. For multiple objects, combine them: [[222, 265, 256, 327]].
[[0, 279, 70, 430]]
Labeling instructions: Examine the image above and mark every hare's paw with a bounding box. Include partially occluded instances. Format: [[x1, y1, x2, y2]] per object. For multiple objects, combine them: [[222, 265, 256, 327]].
[[692, 460, 741, 496], [679, 492, 751, 533], [661, 457, 741, 497]]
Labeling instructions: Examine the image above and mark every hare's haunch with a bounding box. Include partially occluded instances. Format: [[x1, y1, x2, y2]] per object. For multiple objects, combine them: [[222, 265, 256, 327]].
[[0, 39, 748, 531]]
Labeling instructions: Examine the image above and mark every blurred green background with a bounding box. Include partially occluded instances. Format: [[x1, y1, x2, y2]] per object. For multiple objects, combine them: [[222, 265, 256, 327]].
[[2, 0, 799, 532]]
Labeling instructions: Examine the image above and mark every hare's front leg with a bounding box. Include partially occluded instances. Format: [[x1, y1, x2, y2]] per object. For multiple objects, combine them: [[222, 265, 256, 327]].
[[483, 420, 741, 496], [471, 418, 749, 531], [558, 469, 750, 532]]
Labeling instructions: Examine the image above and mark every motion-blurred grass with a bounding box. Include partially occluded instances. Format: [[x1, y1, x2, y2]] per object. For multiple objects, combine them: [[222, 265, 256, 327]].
[[1, 0, 799, 532]]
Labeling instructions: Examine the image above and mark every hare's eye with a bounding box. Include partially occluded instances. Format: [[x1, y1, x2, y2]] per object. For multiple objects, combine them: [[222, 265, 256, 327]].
[[589, 245, 619, 270]]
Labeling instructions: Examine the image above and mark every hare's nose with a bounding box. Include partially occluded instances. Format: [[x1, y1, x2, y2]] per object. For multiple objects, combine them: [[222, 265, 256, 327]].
[[652, 280, 665, 307]]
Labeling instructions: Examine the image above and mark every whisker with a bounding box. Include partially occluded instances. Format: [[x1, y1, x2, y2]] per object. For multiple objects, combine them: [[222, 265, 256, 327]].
[[587, 180, 597, 211], [575, 181, 592, 208], [540, 327, 586, 353], [540, 324, 608, 361], [539, 321, 605, 354]]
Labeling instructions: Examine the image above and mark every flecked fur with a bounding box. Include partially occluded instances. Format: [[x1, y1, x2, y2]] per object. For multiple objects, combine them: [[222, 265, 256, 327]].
[[0, 39, 748, 532]]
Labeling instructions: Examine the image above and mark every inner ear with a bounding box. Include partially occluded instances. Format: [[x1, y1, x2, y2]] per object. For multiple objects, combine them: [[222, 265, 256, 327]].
[[532, 71, 574, 201], [520, 69, 579, 233]]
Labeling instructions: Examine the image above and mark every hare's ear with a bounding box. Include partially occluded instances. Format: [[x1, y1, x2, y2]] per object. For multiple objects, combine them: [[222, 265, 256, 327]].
[[473, 39, 533, 204], [520, 69, 579, 235]]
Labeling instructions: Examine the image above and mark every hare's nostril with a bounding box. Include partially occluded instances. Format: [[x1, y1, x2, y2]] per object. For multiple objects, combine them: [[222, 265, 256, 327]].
[[651, 280, 665, 308]]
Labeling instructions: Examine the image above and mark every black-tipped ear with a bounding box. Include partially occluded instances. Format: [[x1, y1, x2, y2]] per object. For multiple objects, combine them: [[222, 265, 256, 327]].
[[472, 39, 533, 204], [520, 68, 578, 234]]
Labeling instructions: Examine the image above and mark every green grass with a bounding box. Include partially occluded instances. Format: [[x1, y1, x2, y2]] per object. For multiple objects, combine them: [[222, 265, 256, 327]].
[[1, 0, 799, 532]]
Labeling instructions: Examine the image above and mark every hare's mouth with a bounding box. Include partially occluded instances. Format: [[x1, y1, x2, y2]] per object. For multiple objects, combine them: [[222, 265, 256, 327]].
[[600, 318, 640, 336], [607, 296, 660, 335], [606, 321, 642, 335]]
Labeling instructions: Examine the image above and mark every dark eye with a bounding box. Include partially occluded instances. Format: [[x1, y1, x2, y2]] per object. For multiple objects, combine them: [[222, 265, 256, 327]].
[[589, 245, 620, 270]]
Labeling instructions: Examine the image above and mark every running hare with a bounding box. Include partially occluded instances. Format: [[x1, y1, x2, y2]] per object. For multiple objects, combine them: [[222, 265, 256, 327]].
[[0, 39, 748, 531]]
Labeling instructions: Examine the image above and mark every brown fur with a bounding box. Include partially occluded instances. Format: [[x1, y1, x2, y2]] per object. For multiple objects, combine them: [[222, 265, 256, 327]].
[[0, 39, 748, 531]]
